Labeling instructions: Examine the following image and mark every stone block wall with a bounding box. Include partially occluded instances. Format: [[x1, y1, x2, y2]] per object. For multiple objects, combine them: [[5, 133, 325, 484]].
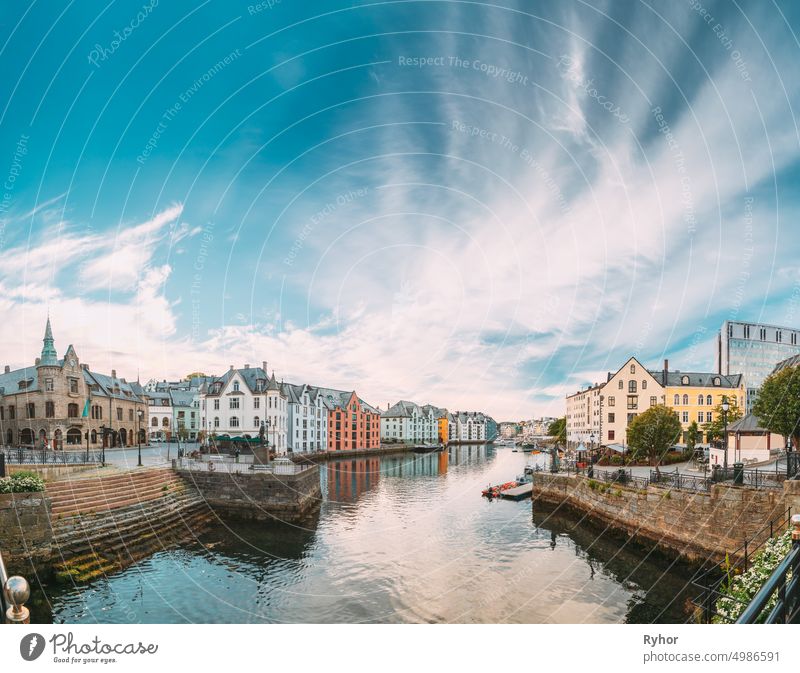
[[0, 492, 52, 571], [177, 466, 321, 523], [532, 473, 787, 563]]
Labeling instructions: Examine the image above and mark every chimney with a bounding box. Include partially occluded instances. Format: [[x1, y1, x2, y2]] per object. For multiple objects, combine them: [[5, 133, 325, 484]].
[[244, 364, 249, 369], [262, 361, 267, 372], [663, 359, 668, 385], [4, 365, 9, 373], [111, 369, 117, 379], [35, 358, 40, 366], [229, 365, 234, 371]]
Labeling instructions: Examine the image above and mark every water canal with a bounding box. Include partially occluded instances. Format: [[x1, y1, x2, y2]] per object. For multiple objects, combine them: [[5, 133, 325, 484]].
[[34, 445, 696, 623]]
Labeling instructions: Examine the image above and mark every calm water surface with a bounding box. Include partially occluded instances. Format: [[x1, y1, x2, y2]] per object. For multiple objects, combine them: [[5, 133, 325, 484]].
[[35, 446, 696, 623]]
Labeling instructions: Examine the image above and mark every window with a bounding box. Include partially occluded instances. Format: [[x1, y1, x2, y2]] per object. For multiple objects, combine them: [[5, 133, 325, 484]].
[[608, 413, 615, 423], [777, 330, 782, 343], [627, 413, 637, 424], [682, 394, 689, 405], [628, 380, 637, 393], [650, 396, 657, 406], [230, 398, 239, 409], [230, 416, 239, 427], [25, 402, 35, 418], [744, 324, 751, 339], [618, 380, 624, 389], [683, 412, 689, 423], [707, 395, 713, 405], [254, 416, 260, 428], [214, 417, 220, 428], [713, 377, 721, 386], [698, 394, 704, 405], [608, 396, 615, 407], [760, 327, 766, 341], [673, 394, 680, 405], [129, 409, 134, 421], [69, 378, 79, 394], [117, 407, 123, 421], [45, 401, 55, 418], [697, 412, 703, 422], [214, 399, 219, 410], [608, 430, 615, 441], [8, 405, 14, 419], [151, 417, 158, 427], [627, 396, 638, 409], [630, 364, 636, 374], [254, 398, 260, 409], [706, 412, 712, 423], [45, 378, 54, 392], [162, 417, 169, 427], [681, 375, 689, 385], [642, 380, 647, 390], [233, 381, 240, 392]]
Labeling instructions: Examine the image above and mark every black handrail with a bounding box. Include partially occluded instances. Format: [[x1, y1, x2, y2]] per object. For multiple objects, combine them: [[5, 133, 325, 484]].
[[737, 520, 800, 623]]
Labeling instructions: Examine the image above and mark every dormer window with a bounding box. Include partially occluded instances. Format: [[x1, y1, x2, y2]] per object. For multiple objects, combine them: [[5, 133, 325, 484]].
[[233, 381, 240, 392], [713, 377, 721, 386], [681, 375, 689, 385]]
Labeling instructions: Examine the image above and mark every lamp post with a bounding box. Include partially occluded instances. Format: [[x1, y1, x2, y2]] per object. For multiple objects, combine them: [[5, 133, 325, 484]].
[[100, 424, 106, 466], [137, 409, 143, 467], [722, 396, 730, 474]]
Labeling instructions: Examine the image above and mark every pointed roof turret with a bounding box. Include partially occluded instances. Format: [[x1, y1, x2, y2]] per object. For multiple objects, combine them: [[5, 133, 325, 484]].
[[39, 315, 58, 366]]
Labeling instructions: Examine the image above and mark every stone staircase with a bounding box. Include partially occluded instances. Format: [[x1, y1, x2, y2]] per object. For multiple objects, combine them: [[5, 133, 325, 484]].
[[47, 467, 215, 582]]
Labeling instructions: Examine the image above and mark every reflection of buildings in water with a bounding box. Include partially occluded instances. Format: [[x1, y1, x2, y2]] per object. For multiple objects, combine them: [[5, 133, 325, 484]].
[[379, 453, 443, 478], [326, 457, 381, 502], [438, 450, 448, 475], [447, 443, 492, 467]]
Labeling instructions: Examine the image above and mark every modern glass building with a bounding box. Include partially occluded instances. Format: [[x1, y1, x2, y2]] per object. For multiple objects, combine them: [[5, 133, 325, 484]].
[[716, 320, 800, 412]]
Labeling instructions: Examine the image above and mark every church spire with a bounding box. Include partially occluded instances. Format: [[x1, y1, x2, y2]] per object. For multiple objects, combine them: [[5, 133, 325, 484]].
[[40, 314, 58, 366]]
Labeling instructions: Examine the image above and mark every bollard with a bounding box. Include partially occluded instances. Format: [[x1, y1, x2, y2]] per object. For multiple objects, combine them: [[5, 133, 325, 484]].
[[4, 576, 30, 624], [0, 452, 5, 478]]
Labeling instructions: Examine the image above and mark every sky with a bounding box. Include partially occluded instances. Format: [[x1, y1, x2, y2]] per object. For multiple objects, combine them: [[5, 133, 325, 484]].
[[1, 0, 800, 421]]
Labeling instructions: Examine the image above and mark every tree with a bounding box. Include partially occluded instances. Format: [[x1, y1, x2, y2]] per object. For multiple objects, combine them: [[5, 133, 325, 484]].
[[548, 417, 566, 445], [686, 421, 701, 455], [702, 396, 743, 443], [753, 365, 800, 449], [185, 371, 207, 380], [626, 405, 682, 473]]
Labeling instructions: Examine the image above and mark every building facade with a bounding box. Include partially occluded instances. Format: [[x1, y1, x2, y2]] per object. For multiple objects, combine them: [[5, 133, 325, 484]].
[[717, 320, 800, 411], [565, 384, 603, 448], [281, 383, 328, 453], [381, 401, 439, 443], [200, 364, 287, 450], [318, 388, 381, 451], [0, 318, 148, 449]]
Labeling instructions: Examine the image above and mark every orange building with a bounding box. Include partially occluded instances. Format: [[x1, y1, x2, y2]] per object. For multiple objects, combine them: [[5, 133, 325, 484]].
[[438, 416, 449, 444], [318, 388, 382, 451]]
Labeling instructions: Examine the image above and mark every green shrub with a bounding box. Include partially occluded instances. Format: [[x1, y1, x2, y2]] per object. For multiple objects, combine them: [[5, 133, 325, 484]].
[[0, 472, 45, 494]]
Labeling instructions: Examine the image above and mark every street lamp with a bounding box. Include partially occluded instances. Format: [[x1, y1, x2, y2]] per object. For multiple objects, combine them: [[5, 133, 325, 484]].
[[137, 409, 143, 467], [721, 396, 730, 474], [100, 424, 107, 465]]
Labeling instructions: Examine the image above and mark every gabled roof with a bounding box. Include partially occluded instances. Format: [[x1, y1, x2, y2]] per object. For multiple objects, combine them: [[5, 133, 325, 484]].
[[649, 370, 743, 388], [728, 413, 772, 434], [606, 356, 663, 386], [0, 366, 39, 395], [772, 353, 800, 375]]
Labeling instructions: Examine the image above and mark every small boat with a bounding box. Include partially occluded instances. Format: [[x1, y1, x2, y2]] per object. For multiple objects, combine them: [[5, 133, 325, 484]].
[[481, 480, 519, 498], [412, 443, 444, 453]]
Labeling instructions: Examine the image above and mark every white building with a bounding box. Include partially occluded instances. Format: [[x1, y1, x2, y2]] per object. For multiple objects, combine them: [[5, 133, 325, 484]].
[[200, 363, 287, 451], [453, 411, 487, 442], [280, 383, 328, 453], [565, 384, 603, 448], [381, 400, 439, 443]]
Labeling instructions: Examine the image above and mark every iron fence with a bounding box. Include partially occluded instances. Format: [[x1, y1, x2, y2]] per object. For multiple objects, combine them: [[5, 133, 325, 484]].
[[0, 448, 103, 465], [174, 456, 313, 475], [591, 468, 649, 490], [649, 469, 712, 493]]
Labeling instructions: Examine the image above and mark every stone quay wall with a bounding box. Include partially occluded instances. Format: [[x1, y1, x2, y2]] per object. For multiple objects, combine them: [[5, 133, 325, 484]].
[[531, 473, 789, 564], [0, 492, 52, 570], [176, 465, 321, 523]]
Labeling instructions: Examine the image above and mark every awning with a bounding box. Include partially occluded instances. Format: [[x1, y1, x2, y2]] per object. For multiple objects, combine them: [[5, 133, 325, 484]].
[[604, 443, 626, 454], [575, 443, 588, 452]]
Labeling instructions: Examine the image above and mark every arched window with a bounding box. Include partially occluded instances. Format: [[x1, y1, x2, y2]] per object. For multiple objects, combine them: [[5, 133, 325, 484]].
[[618, 380, 623, 389], [642, 380, 647, 390], [5, 429, 11, 445], [67, 403, 79, 418], [713, 377, 721, 386], [162, 417, 169, 427], [254, 416, 260, 428], [707, 395, 713, 406], [66, 428, 82, 445], [673, 394, 680, 405], [214, 417, 220, 428], [230, 416, 239, 428], [630, 364, 636, 374], [151, 417, 158, 427], [233, 381, 240, 392], [682, 394, 689, 405], [698, 395, 704, 405], [628, 381, 637, 393], [91, 429, 98, 443]]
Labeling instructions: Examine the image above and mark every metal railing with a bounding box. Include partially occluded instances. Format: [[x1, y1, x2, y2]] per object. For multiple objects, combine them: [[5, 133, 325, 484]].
[[649, 469, 712, 493], [0, 448, 103, 465], [690, 507, 795, 623], [591, 468, 649, 490], [737, 514, 800, 623], [0, 550, 30, 624], [174, 456, 314, 475]]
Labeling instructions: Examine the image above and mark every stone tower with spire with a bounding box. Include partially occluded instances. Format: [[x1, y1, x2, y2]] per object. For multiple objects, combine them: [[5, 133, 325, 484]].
[[40, 315, 59, 366]]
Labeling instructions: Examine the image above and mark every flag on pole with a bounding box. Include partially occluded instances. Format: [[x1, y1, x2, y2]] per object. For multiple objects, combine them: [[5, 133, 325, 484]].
[[82, 398, 90, 417]]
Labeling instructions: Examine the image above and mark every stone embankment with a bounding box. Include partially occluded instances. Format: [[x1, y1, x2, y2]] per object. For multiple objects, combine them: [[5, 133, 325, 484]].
[[532, 472, 800, 564], [46, 467, 213, 582]]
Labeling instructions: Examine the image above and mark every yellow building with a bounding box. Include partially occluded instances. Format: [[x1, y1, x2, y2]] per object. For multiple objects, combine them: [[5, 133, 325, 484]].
[[438, 416, 448, 444], [660, 369, 745, 443]]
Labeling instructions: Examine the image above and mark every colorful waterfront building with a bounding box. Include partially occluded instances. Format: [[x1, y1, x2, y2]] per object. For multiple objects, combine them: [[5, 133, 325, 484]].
[[317, 388, 381, 451]]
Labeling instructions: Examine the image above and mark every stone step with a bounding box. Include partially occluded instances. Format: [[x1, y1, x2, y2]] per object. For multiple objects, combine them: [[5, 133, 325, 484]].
[[49, 477, 186, 508], [53, 500, 212, 559], [46, 468, 178, 497], [51, 490, 206, 542], [50, 481, 189, 515]]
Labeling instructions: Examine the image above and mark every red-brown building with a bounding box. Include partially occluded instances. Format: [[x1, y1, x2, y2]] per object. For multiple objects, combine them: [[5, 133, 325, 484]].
[[317, 388, 382, 451]]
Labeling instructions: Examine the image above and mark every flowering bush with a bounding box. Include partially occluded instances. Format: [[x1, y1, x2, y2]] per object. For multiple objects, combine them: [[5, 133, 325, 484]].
[[714, 530, 793, 623], [0, 472, 45, 494]]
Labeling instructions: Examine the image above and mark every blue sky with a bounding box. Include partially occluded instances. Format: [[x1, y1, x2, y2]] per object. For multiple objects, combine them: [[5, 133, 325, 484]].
[[1, 0, 800, 419]]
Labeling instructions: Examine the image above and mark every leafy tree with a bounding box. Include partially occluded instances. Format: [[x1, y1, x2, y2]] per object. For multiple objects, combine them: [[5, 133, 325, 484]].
[[185, 371, 207, 380], [702, 396, 743, 443], [753, 365, 800, 449], [626, 405, 682, 473], [686, 421, 701, 454], [548, 417, 566, 445]]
